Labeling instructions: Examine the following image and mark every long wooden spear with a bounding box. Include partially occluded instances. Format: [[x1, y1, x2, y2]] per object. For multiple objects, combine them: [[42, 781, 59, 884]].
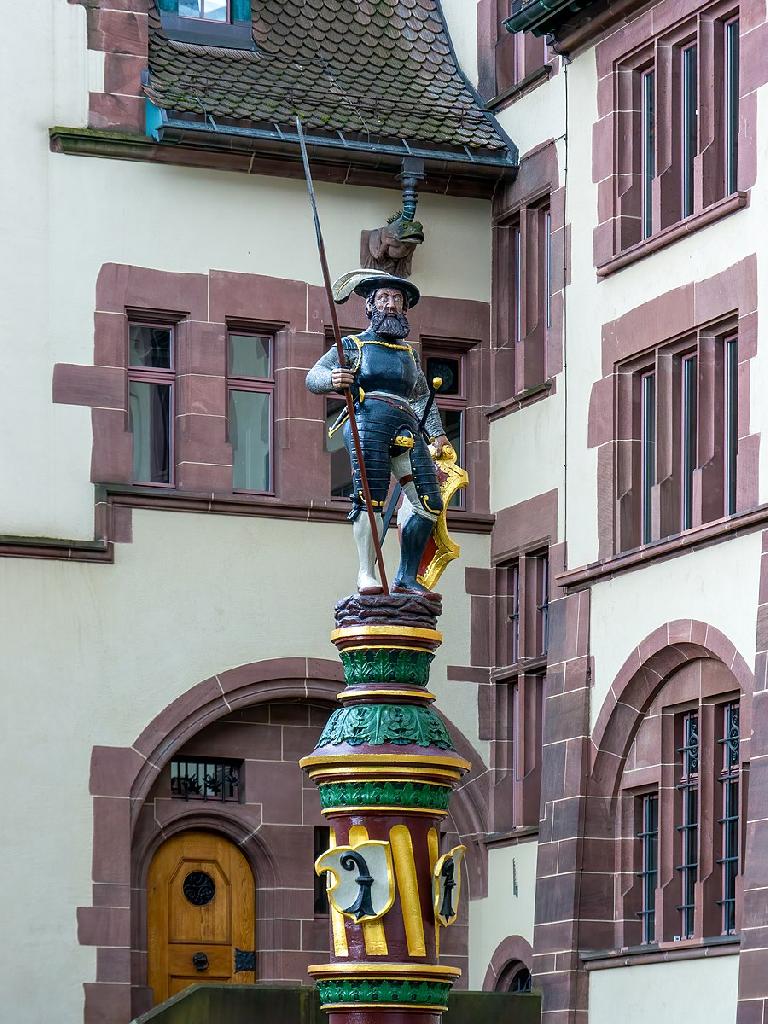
[[295, 116, 389, 594]]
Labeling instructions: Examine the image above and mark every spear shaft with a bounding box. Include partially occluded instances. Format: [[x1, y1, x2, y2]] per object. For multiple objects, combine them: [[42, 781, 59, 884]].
[[295, 116, 389, 594]]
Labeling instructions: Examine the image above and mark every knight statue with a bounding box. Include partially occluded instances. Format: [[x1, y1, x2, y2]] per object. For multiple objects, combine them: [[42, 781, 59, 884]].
[[306, 270, 455, 598]]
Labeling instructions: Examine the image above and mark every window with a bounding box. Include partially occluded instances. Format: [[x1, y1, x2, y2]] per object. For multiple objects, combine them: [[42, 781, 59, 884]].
[[170, 757, 241, 802], [617, 663, 743, 949], [611, 5, 741, 253], [478, 1, 548, 102], [677, 710, 699, 939], [718, 701, 740, 934], [616, 325, 739, 551], [637, 792, 659, 943], [325, 397, 353, 499], [228, 332, 273, 493], [179, 0, 228, 20], [157, 0, 254, 50], [491, 548, 549, 829], [724, 19, 740, 194], [423, 347, 468, 508], [128, 323, 174, 485], [313, 826, 331, 915], [493, 195, 551, 396]]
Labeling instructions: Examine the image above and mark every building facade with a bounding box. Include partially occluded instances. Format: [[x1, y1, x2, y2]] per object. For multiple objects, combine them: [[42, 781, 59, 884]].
[[2, 1, 767, 1022]]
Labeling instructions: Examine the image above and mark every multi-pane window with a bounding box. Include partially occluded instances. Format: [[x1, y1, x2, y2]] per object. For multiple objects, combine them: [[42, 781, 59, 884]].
[[493, 195, 551, 395], [128, 323, 174, 485], [170, 757, 241, 802], [718, 702, 740, 934], [495, 550, 549, 670], [179, 0, 229, 20], [677, 711, 699, 939], [637, 792, 659, 943], [313, 825, 331, 915], [613, 6, 741, 252], [325, 398, 353, 499], [228, 332, 273, 493], [617, 326, 739, 551], [424, 347, 467, 508]]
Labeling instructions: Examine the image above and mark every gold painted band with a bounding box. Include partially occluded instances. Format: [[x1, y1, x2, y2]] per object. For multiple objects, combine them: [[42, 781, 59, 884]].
[[331, 625, 443, 642], [307, 766, 461, 782], [339, 644, 433, 654], [321, 805, 449, 817], [300, 752, 470, 770], [320, 1004, 449, 1013], [309, 962, 461, 979], [337, 689, 437, 702]]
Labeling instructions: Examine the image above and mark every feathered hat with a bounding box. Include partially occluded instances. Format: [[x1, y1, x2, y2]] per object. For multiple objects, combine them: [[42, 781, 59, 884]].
[[331, 269, 421, 308]]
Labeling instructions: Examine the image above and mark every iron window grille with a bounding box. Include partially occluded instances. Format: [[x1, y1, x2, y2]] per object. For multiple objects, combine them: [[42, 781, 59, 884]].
[[170, 757, 241, 802], [676, 711, 699, 939], [717, 701, 740, 934], [637, 792, 659, 944]]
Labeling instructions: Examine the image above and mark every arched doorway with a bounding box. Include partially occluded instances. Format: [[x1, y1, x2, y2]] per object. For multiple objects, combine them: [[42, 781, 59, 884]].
[[147, 830, 256, 1003]]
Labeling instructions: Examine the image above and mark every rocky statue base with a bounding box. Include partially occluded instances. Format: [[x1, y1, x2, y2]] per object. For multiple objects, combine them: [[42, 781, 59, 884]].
[[300, 593, 469, 1024]]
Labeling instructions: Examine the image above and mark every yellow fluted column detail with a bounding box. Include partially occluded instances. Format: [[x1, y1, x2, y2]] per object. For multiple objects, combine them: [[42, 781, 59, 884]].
[[427, 826, 440, 958], [390, 824, 427, 956], [327, 828, 349, 957]]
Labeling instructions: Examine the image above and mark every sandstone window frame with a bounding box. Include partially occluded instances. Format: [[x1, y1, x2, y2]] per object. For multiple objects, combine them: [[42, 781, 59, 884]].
[[477, 0, 550, 108], [615, 316, 741, 553], [619, 681, 744, 948]]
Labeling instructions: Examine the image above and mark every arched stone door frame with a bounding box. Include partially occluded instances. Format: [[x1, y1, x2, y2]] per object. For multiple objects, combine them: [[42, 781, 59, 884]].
[[80, 656, 489, 1023]]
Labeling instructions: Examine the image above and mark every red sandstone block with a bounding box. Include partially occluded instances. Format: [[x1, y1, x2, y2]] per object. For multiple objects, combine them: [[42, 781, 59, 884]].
[[89, 92, 143, 132], [88, 9, 148, 55]]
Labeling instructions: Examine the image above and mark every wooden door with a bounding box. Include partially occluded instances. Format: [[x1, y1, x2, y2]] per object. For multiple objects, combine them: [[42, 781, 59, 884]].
[[147, 831, 256, 1003]]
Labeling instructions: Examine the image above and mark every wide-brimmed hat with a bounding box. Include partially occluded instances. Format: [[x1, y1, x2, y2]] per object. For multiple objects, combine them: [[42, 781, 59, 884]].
[[332, 270, 421, 308]]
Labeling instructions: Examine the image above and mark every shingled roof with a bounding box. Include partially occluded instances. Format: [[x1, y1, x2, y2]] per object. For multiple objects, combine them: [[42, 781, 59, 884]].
[[145, 0, 515, 167]]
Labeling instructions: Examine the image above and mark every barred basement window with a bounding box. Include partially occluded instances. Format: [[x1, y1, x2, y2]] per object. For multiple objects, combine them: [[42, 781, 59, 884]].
[[718, 701, 740, 934], [637, 792, 659, 943], [314, 826, 331, 915], [676, 711, 699, 939], [170, 757, 241, 802]]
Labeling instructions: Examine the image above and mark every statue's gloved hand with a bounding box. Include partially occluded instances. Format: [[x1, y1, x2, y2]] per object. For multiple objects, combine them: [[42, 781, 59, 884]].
[[430, 434, 450, 457], [331, 368, 356, 390]]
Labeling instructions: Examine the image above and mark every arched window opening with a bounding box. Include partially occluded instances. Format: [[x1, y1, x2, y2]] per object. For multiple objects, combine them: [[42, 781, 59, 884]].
[[497, 959, 533, 993]]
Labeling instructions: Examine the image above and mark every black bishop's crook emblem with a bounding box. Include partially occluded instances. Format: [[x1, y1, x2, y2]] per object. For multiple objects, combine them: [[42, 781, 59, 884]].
[[340, 850, 376, 920], [439, 857, 457, 921]]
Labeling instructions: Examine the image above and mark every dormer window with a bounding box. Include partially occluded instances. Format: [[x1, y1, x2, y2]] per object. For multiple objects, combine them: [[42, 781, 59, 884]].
[[159, 0, 254, 50], [179, 0, 228, 21]]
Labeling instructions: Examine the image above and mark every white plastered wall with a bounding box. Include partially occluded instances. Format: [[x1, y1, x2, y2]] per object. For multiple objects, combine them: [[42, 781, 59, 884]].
[[0, 0, 491, 542], [588, 956, 738, 1024], [467, 839, 538, 988], [0, 510, 485, 1024]]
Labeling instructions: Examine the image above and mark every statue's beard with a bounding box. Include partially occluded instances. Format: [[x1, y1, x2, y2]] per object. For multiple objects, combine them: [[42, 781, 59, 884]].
[[370, 309, 410, 339]]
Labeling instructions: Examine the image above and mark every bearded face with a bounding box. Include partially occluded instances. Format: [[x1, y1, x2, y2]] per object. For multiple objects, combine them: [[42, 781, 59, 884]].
[[366, 288, 411, 339]]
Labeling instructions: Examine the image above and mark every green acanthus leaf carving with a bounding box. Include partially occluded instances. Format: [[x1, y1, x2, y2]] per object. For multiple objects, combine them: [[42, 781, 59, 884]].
[[316, 703, 454, 750]]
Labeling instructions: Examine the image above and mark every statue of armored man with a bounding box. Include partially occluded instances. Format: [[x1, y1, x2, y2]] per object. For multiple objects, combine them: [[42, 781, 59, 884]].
[[306, 271, 459, 597]]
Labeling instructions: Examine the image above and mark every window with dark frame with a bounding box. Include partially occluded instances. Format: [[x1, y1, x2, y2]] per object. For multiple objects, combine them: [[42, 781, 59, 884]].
[[423, 347, 468, 509], [616, 324, 739, 552], [313, 825, 331, 915], [613, 4, 741, 253], [170, 757, 241, 802], [637, 791, 659, 944], [128, 322, 174, 486], [676, 710, 699, 940], [227, 331, 274, 493], [718, 701, 740, 934]]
